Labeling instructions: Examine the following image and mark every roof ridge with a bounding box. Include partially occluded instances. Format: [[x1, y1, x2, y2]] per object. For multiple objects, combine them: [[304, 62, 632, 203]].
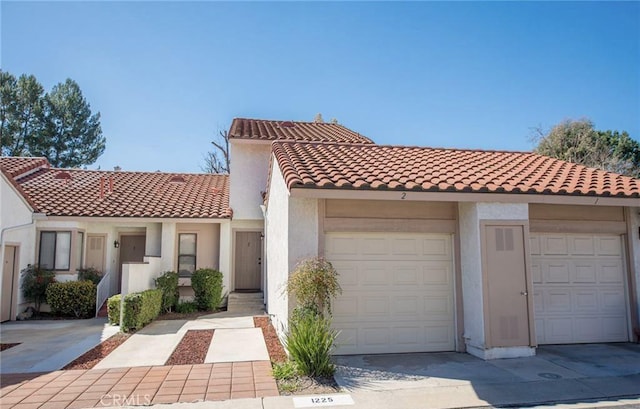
[[232, 117, 347, 126], [46, 167, 229, 177], [273, 140, 534, 155]]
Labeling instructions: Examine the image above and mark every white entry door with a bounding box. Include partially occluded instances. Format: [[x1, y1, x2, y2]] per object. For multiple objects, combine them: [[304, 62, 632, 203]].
[[530, 233, 629, 344], [325, 232, 455, 355]]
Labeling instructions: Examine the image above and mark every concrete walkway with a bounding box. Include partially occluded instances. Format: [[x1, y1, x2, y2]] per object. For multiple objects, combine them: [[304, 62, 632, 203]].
[[0, 318, 119, 374], [95, 315, 268, 369]]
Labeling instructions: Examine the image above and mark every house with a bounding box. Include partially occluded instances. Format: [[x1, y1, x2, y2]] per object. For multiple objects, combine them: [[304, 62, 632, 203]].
[[0, 156, 230, 320], [1, 117, 639, 361]]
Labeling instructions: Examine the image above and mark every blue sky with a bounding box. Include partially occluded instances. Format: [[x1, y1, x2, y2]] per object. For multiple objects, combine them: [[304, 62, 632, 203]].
[[2, 1, 639, 173]]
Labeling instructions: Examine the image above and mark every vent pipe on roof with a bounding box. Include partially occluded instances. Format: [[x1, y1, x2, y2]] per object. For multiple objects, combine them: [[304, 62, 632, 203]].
[[313, 113, 324, 123], [114, 166, 121, 171]]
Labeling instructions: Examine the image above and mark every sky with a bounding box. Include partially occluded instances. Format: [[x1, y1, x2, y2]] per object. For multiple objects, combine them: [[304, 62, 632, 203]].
[[1, 1, 639, 173]]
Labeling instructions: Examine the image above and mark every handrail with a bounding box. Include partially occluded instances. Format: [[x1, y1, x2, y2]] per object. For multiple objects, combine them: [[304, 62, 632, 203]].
[[95, 271, 112, 317]]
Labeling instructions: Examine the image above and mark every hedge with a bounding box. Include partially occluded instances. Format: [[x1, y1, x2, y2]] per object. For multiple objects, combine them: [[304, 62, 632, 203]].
[[191, 268, 224, 311], [121, 289, 163, 332], [46, 281, 96, 318], [154, 271, 179, 313], [107, 294, 121, 325]]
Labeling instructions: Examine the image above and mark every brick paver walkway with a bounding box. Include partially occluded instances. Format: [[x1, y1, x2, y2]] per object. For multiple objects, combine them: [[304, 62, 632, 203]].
[[0, 361, 278, 409]]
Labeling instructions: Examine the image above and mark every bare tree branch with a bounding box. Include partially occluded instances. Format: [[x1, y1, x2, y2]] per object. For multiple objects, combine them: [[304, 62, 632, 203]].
[[202, 129, 230, 174]]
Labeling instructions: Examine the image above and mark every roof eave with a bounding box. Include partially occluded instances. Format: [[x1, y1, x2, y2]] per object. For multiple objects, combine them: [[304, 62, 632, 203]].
[[288, 187, 640, 207]]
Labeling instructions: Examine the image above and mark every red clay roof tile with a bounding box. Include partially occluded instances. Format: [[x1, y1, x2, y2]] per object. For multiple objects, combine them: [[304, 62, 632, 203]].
[[272, 142, 640, 198], [229, 118, 374, 144], [0, 157, 230, 218]]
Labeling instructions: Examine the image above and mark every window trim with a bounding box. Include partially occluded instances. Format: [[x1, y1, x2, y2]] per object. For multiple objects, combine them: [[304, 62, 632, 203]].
[[177, 233, 197, 276], [38, 231, 72, 271]]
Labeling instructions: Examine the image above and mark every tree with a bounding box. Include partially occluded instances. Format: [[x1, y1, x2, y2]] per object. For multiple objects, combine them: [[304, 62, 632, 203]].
[[1, 71, 45, 156], [532, 119, 640, 178], [36, 79, 105, 168], [202, 129, 230, 174], [0, 71, 105, 168]]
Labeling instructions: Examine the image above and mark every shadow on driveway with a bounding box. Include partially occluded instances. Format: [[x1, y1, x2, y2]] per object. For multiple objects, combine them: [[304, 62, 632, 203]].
[[334, 343, 640, 408]]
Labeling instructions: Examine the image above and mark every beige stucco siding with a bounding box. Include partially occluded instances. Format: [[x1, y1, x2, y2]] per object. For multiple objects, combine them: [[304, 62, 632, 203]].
[[229, 142, 271, 221], [175, 223, 220, 271]]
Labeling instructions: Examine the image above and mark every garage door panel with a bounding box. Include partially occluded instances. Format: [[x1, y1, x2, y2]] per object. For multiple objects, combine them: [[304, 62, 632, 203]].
[[571, 237, 596, 255], [545, 261, 571, 283], [327, 232, 455, 354], [531, 233, 629, 345], [598, 261, 624, 283], [597, 237, 622, 256], [542, 236, 569, 255]]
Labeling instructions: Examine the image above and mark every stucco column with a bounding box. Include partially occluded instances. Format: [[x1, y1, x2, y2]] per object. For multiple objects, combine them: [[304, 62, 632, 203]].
[[160, 222, 176, 272], [458, 202, 532, 360], [146, 223, 162, 257], [219, 220, 232, 301]]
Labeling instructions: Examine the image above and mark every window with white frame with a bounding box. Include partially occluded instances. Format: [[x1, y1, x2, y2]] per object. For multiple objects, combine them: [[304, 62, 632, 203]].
[[39, 231, 72, 270], [178, 233, 197, 277]]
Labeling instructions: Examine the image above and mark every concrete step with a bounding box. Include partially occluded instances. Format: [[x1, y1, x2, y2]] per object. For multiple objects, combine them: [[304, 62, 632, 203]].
[[227, 292, 264, 313], [228, 292, 263, 300]]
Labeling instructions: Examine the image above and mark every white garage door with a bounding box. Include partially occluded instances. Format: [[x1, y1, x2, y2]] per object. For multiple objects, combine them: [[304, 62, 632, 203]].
[[325, 232, 455, 355], [530, 233, 629, 344]]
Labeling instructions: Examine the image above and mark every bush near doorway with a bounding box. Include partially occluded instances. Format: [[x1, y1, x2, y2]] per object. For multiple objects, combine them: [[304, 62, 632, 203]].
[[20, 265, 56, 313], [46, 281, 97, 318], [191, 268, 223, 311]]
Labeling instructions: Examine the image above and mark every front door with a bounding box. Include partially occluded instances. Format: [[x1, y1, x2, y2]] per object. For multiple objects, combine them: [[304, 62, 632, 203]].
[[483, 225, 531, 347], [2, 246, 17, 322], [234, 231, 262, 291], [118, 235, 146, 291]]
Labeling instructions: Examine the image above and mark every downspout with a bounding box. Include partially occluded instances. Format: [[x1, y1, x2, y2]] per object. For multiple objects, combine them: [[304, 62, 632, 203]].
[[260, 205, 268, 308]]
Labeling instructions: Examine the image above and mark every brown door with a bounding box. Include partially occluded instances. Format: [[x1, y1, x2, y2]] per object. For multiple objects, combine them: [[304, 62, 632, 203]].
[[2, 246, 17, 322], [483, 225, 531, 347], [118, 235, 146, 291], [86, 235, 106, 272], [234, 232, 262, 290]]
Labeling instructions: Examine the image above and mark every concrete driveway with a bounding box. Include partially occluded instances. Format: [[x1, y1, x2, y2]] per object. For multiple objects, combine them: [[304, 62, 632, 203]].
[[334, 343, 640, 408], [0, 318, 119, 374]]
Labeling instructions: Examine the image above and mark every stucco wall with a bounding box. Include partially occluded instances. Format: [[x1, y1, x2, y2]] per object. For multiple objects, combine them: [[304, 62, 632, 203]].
[[1, 175, 36, 314], [229, 141, 271, 220], [458, 202, 485, 352], [265, 160, 290, 336]]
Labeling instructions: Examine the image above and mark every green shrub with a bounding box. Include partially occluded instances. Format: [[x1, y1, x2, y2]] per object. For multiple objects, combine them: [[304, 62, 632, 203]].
[[191, 268, 223, 311], [154, 271, 179, 313], [175, 301, 198, 314], [286, 257, 341, 317], [272, 360, 299, 380], [107, 294, 121, 325], [46, 281, 97, 318], [20, 265, 56, 313], [77, 267, 103, 285], [285, 310, 337, 377], [121, 289, 162, 332]]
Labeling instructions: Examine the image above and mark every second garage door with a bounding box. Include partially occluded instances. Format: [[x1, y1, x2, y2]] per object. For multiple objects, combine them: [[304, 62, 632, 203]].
[[530, 233, 629, 344], [325, 232, 455, 355]]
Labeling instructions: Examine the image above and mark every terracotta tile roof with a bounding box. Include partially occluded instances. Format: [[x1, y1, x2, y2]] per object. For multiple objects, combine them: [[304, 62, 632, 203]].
[[0, 156, 49, 178], [272, 142, 640, 198], [0, 158, 230, 218], [229, 118, 374, 144]]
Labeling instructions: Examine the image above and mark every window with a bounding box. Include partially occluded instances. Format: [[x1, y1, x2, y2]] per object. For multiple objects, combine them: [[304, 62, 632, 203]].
[[178, 233, 196, 277], [39, 231, 71, 270]]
